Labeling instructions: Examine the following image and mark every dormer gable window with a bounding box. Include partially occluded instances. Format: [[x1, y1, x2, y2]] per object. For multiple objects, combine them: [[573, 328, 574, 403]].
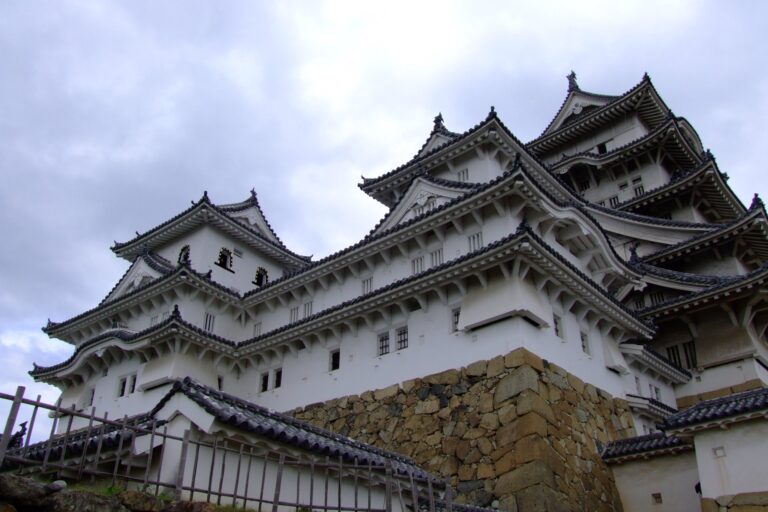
[[215, 248, 234, 272]]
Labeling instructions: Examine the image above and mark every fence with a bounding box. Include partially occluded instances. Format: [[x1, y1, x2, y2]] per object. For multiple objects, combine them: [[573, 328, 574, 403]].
[[0, 386, 452, 512]]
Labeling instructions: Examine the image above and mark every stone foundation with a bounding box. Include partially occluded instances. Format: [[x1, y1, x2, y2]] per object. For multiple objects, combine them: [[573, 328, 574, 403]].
[[701, 492, 768, 511], [290, 348, 635, 512]]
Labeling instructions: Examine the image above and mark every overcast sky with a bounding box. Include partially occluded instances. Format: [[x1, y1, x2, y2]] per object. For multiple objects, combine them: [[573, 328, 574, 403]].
[[1, 1, 767, 408]]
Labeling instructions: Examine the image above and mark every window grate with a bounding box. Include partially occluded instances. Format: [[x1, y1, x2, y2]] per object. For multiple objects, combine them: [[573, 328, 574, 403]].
[[378, 332, 390, 356], [396, 327, 408, 350]]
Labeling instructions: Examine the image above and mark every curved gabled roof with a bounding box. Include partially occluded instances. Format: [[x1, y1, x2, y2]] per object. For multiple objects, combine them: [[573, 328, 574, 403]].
[[617, 157, 746, 221], [550, 117, 703, 173], [111, 191, 311, 267], [641, 201, 768, 265], [528, 74, 673, 156]]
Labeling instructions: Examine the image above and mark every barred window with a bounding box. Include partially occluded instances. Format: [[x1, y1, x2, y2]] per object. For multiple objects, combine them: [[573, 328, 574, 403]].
[[290, 306, 299, 322], [457, 168, 469, 182], [451, 307, 461, 332], [303, 301, 313, 318], [430, 248, 443, 267], [468, 232, 483, 252], [553, 314, 563, 339], [378, 332, 390, 356], [609, 196, 619, 207], [204, 313, 216, 332], [580, 332, 590, 355], [411, 256, 424, 275], [253, 322, 262, 336], [396, 327, 409, 350], [362, 277, 372, 294]]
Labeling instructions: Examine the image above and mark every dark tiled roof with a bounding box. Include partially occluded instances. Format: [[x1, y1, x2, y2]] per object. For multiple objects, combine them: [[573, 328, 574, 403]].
[[621, 342, 692, 379], [641, 205, 766, 264], [43, 265, 243, 336], [217, 189, 289, 250], [111, 191, 310, 264], [153, 377, 438, 480], [602, 432, 691, 461], [587, 201, 718, 229], [32, 308, 238, 376], [98, 250, 176, 307], [630, 262, 734, 286], [661, 387, 768, 431], [639, 262, 768, 317]]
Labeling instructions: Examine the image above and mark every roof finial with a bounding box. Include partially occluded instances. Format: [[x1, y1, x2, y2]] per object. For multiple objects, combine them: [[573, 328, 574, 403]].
[[567, 71, 579, 92], [751, 193, 764, 210], [172, 304, 181, 319], [250, 188, 257, 199], [433, 113, 444, 126], [485, 105, 497, 121]]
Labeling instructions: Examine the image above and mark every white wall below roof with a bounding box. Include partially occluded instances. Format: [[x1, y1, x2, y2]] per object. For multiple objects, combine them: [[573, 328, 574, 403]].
[[612, 451, 699, 512], [694, 419, 768, 498], [674, 357, 768, 401]]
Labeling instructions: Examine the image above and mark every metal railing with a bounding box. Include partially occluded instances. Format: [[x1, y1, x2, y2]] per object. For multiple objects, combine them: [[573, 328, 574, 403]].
[[0, 386, 452, 512]]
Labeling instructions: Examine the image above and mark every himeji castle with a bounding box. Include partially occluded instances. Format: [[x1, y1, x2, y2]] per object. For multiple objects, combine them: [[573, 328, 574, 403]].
[[31, 73, 768, 512]]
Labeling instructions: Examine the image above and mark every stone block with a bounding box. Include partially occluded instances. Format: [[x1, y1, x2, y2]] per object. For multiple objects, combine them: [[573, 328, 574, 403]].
[[480, 412, 499, 430], [415, 397, 440, 414], [732, 491, 768, 506], [477, 462, 496, 479], [496, 412, 547, 448], [494, 449, 517, 475], [374, 384, 400, 400], [504, 349, 545, 372], [513, 483, 569, 512], [424, 369, 460, 385], [700, 498, 719, 512], [487, 356, 506, 377], [465, 360, 487, 377], [494, 366, 539, 405], [545, 371, 569, 390], [494, 460, 556, 495], [497, 404, 516, 425], [456, 440, 472, 460], [516, 389, 555, 423], [458, 465, 476, 481], [477, 436, 494, 455], [732, 379, 763, 393]]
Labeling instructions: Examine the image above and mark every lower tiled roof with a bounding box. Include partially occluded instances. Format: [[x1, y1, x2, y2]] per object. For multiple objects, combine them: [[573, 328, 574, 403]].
[[153, 378, 439, 481], [602, 432, 691, 461], [661, 387, 768, 430]]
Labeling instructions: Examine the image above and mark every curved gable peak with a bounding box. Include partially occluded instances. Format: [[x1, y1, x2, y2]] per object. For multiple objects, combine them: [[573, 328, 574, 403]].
[[371, 177, 469, 235]]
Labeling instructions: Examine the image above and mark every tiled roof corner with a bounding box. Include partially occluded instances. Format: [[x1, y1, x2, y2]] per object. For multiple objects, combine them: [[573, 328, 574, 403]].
[[661, 387, 768, 431], [602, 432, 691, 461]]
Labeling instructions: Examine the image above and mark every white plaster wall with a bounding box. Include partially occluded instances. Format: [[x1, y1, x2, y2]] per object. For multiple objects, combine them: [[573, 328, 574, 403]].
[[612, 451, 699, 512], [675, 358, 768, 400], [694, 420, 768, 498]]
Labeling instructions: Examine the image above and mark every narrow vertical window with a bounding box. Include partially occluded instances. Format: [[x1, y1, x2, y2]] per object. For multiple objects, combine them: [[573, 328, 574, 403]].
[[253, 321, 262, 337], [290, 306, 299, 322], [411, 256, 424, 275], [378, 332, 390, 356], [609, 196, 619, 207], [683, 340, 698, 369], [128, 374, 136, 394], [303, 301, 313, 318], [468, 232, 483, 252], [666, 345, 682, 367], [260, 373, 269, 392], [87, 388, 95, 407], [362, 277, 373, 294], [217, 376, 223, 391], [396, 327, 408, 350], [274, 368, 282, 388], [580, 332, 590, 355], [118, 377, 127, 398], [635, 376, 642, 395], [451, 308, 461, 332], [457, 169, 469, 182], [204, 312, 216, 332], [216, 248, 234, 271], [553, 314, 563, 339], [429, 248, 443, 267], [330, 349, 340, 371]]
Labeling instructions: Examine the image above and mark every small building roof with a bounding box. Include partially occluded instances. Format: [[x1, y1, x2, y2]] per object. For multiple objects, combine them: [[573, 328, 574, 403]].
[[602, 432, 692, 463], [661, 387, 768, 433], [153, 377, 438, 480]]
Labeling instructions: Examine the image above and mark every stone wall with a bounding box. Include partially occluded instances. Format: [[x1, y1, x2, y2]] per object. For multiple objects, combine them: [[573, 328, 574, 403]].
[[290, 348, 636, 512], [702, 492, 768, 511]]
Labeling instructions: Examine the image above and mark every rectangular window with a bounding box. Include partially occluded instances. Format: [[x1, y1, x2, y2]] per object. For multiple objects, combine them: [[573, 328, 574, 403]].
[[451, 307, 461, 332], [457, 168, 469, 182], [260, 373, 269, 393], [635, 376, 642, 395], [578, 180, 590, 192], [468, 232, 483, 252], [596, 143, 607, 154], [580, 332, 590, 355], [217, 376, 223, 391], [618, 182, 628, 191], [634, 185, 645, 196], [87, 388, 95, 407], [118, 377, 127, 397], [290, 306, 299, 322], [253, 321, 262, 337], [303, 301, 313, 318], [609, 196, 619, 207], [650, 291, 665, 305], [330, 349, 340, 371], [378, 332, 390, 356], [553, 314, 563, 339], [634, 297, 645, 309], [411, 256, 424, 275], [648, 383, 655, 398], [653, 386, 661, 401], [362, 277, 373, 294], [150, 315, 158, 326], [128, 374, 136, 394], [273, 368, 282, 389], [396, 327, 409, 350], [683, 340, 698, 369], [204, 312, 216, 332], [429, 248, 443, 267], [666, 345, 682, 367]]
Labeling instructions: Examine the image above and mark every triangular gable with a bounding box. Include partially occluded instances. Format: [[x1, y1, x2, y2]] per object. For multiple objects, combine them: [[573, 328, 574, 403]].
[[219, 191, 283, 247], [543, 90, 616, 136], [371, 177, 469, 235], [102, 256, 170, 304], [415, 113, 459, 158]]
